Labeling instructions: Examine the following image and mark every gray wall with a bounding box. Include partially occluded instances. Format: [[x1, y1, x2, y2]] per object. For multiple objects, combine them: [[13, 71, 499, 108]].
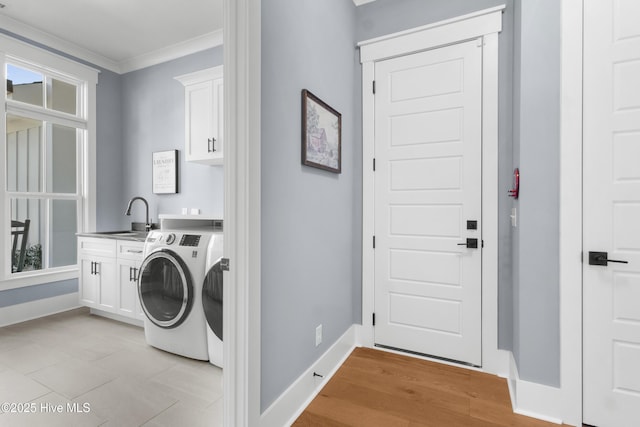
[[512, 0, 560, 387], [118, 48, 224, 229], [356, 0, 517, 360], [261, 0, 359, 411], [96, 69, 125, 231], [0, 279, 77, 309]]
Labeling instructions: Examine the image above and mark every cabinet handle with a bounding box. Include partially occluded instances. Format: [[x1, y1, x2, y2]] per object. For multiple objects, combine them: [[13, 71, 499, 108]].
[[129, 267, 133, 282], [94, 262, 99, 275], [133, 267, 139, 282], [90, 261, 94, 275], [126, 250, 143, 254], [208, 137, 216, 153]]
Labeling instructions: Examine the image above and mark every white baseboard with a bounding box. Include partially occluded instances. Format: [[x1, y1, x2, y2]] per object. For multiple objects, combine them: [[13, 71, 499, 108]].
[[260, 324, 359, 427], [89, 308, 144, 328], [506, 351, 564, 424], [0, 292, 80, 327]]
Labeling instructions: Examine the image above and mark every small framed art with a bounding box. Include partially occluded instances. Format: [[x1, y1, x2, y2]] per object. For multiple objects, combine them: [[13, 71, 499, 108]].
[[152, 150, 178, 194], [301, 89, 341, 174]]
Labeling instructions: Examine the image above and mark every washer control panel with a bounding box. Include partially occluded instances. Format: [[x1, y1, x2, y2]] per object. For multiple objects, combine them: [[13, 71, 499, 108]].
[[179, 234, 201, 247]]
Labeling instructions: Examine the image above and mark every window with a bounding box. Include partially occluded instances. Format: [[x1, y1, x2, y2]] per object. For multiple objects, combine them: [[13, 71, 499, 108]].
[[1, 35, 97, 286]]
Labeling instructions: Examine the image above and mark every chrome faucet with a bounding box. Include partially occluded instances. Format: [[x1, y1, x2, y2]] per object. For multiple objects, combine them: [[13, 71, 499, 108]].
[[125, 197, 151, 232]]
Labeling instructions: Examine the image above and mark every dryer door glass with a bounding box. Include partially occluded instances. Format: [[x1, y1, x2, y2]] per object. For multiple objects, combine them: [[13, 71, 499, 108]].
[[202, 258, 223, 340], [138, 250, 193, 329]]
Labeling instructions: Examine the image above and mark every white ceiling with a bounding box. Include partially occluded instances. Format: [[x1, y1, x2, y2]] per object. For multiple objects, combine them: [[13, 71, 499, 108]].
[[0, 0, 223, 74]]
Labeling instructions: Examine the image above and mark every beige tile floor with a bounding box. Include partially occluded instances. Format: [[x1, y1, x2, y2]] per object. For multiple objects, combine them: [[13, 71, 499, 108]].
[[0, 307, 223, 427]]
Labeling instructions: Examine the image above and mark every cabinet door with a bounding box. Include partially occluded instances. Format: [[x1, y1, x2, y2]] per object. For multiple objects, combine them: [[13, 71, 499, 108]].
[[176, 66, 224, 165], [117, 258, 139, 318], [185, 80, 217, 162], [79, 257, 98, 307], [94, 256, 117, 311]]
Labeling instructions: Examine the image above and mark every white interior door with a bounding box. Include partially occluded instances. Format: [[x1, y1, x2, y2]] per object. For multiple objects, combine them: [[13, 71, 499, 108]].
[[583, 1, 640, 426], [373, 39, 482, 366]]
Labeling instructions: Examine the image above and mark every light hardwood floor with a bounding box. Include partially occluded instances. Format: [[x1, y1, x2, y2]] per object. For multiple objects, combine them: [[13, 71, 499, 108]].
[[0, 307, 222, 427], [294, 347, 570, 427]]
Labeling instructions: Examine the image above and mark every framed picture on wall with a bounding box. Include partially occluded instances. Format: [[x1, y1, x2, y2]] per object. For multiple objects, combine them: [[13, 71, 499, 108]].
[[152, 150, 178, 194], [301, 89, 342, 174]]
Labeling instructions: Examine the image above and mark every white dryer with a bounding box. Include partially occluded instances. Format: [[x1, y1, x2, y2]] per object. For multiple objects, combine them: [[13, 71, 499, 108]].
[[203, 232, 223, 367], [138, 229, 213, 360]]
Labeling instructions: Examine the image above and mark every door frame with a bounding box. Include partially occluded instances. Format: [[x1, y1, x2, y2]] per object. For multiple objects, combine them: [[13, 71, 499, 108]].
[[558, 0, 583, 425], [359, 6, 505, 375], [223, 0, 262, 425]]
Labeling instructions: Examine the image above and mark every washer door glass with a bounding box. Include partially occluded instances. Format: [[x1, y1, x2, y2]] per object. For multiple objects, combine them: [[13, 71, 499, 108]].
[[138, 249, 193, 329], [202, 258, 223, 340]]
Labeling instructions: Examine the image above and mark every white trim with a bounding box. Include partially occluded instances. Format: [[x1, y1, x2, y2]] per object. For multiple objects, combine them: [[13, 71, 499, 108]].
[[559, 0, 583, 425], [506, 352, 564, 424], [358, 5, 505, 62], [0, 33, 100, 81], [0, 15, 119, 72], [480, 31, 504, 377], [119, 30, 224, 74], [360, 60, 375, 349], [0, 269, 78, 292], [261, 326, 359, 427], [174, 65, 224, 86], [223, 0, 261, 426], [88, 308, 143, 328], [0, 34, 97, 283], [359, 7, 506, 377], [0, 15, 223, 74], [0, 292, 79, 327]]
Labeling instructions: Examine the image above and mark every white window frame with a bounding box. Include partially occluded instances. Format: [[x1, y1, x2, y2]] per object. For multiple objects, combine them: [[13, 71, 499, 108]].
[[0, 34, 98, 291]]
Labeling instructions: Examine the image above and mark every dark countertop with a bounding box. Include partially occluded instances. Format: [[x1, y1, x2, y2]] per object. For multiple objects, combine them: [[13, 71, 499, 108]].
[[76, 231, 148, 242]]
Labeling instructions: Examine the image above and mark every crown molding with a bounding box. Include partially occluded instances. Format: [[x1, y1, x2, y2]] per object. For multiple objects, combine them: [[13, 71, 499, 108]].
[[0, 14, 120, 72], [353, 0, 377, 5], [0, 15, 223, 74], [118, 29, 223, 74]]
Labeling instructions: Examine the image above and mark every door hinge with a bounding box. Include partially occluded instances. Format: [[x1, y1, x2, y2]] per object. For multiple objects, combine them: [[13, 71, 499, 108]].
[[373, 158, 376, 171], [373, 236, 376, 249], [372, 312, 376, 326], [372, 80, 376, 94], [220, 258, 230, 271]]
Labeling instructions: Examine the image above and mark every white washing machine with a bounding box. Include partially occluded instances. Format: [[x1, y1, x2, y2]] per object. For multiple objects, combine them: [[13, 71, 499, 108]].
[[138, 229, 213, 360], [203, 232, 223, 367]]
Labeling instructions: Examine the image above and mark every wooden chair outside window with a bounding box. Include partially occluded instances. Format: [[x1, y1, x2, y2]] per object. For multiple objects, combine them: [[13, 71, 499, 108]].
[[11, 219, 30, 272]]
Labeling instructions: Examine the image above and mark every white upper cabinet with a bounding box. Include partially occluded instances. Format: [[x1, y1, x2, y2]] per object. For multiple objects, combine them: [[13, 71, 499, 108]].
[[175, 66, 223, 165]]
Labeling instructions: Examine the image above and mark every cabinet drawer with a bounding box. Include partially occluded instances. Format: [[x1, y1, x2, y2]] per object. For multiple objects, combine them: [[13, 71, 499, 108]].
[[78, 237, 117, 258], [117, 240, 145, 261]]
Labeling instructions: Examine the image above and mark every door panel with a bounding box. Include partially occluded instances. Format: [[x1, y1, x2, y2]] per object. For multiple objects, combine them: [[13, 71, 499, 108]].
[[583, 0, 640, 425], [374, 39, 482, 366]]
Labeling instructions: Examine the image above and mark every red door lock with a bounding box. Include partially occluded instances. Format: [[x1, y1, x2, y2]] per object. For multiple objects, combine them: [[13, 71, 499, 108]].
[[508, 168, 519, 199]]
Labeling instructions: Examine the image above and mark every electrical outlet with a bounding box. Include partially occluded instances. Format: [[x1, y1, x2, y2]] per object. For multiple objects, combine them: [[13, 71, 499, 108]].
[[315, 324, 322, 347]]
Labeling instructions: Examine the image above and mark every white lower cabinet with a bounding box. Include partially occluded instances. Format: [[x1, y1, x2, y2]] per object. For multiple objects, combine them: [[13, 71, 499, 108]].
[[116, 240, 145, 321], [78, 237, 145, 322]]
